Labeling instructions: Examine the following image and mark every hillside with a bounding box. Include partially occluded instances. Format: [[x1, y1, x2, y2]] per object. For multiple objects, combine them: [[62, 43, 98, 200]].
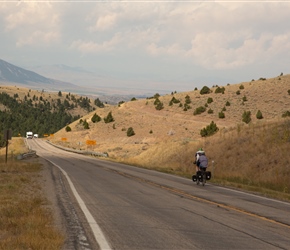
[[48, 73, 290, 200], [0, 85, 106, 144], [50, 74, 290, 158], [2, 74, 290, 200]]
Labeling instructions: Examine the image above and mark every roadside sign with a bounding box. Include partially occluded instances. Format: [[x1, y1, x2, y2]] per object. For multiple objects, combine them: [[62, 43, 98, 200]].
[[3, 129, 12, 164], [86, 140, 96, 146], [3, 129, 12, 140]]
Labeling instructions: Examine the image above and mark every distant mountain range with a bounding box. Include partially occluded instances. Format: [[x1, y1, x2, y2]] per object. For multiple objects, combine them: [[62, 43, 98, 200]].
[[0, 58, 142, 103], [0, 58, 80, 91]]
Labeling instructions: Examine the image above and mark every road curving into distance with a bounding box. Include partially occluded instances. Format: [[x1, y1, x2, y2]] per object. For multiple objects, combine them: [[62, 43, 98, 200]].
[[28, 139, 290, 250]]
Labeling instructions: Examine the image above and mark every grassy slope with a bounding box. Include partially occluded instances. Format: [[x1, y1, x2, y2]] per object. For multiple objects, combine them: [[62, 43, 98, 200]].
[[51, 74, 290, 200], [0, 138, 64, 249], [1, 74, 290, 200]]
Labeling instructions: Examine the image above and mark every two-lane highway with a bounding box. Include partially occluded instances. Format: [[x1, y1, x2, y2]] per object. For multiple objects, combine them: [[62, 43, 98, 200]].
[[28, 139, 290, 250]]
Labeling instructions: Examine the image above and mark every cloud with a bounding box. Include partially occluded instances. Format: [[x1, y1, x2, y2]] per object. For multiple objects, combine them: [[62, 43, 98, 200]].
[[147, 43, 184, 57], [1, 1, 290, 85], [16, 30, 60, 47], [70, 33, 122, 53], [1, 2, 61, 47], [78, 2, 290, 71], [89, 13, 117, 32]]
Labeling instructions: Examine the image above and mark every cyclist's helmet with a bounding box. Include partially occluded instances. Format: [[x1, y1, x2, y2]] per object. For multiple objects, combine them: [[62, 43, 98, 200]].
[[197, 148, 205, 155]]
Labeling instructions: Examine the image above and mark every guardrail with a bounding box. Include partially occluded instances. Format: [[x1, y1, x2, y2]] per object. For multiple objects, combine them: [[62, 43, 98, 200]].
[[17, 150, 37, 160], [18, 139, 108, 160], [45, 140, 108, 158]]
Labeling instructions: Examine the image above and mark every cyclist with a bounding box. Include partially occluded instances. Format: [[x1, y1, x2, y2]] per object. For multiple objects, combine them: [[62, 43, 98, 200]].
[[194, 148, 206, 173], [197, 152, 208, 172]]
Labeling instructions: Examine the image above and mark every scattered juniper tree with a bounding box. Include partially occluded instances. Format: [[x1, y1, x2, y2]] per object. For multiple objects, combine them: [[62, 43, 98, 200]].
[[242, 111, 251, 124], [207, 97, 213, 104], [185, 95, 191, 104], [155, 101, 164, 110], [154, 97, 164, 110], [200, 121, 219, 137], [282, 111, 290, 118], [215, 87, 225, 94], [154, 97, 161, 105], [83, 120, 90, 129], [193, 106, 206, 115], [65, 125, 72, 132], [169, 96, 180, 106], [118, 101, 125, 107], [127, 127, 135, 137], [200, 86, 211, 95], [218, 111, 225, 118], [154, 93, 160, 98], [256, 110, 263, 119], [94, 98, 105, 108], [104, 111, 114, 123], [208, 108, 214, 114], [91, 113, 102, 123]]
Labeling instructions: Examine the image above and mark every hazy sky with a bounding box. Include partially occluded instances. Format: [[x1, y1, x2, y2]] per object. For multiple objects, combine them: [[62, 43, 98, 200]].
[[1, 1, 290, 93]]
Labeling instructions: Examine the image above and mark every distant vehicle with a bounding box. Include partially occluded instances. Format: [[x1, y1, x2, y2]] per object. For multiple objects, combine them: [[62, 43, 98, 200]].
[[33, 134, 38, 138], [26, 131, 33, 139]]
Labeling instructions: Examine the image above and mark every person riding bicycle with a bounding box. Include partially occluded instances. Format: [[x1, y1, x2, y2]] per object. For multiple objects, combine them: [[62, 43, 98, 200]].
[[196, 150, 208, 185], [197, 153, 208, 171], [193, 148, 207, 172]]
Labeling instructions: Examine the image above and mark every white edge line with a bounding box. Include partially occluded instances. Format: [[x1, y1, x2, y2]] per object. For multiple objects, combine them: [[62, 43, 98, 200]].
[[46, 158, 112, 250], [214, 183, 290, 206], [184, 175, 290, 206]]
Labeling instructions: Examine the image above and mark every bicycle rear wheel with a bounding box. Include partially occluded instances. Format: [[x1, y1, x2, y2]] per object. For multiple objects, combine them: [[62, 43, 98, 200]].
[[202, 172, 206, 186]]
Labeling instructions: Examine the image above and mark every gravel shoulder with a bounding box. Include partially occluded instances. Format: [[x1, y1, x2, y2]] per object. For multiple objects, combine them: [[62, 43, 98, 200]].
[[27, 155, 99, 250]]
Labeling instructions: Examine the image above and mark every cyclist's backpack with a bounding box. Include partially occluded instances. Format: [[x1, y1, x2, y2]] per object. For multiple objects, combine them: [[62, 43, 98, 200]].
[[198, 154, 208, 168]]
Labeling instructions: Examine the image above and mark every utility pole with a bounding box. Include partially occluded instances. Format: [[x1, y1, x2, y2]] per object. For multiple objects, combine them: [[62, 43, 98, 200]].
[[4, 129, 12, 163]]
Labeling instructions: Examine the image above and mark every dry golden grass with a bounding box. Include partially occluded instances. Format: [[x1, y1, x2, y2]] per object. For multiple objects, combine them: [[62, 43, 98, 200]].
[[0, 137, 28, 157], [46, 74, 290, 200], [49, 74, 290, 156], [0, 139, 65, 249], [1, 74, 290, 201], [206, 119, 290, 196]]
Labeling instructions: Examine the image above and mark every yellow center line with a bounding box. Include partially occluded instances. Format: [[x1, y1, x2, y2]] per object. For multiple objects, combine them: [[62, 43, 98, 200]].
[[117, 170, 290, 229]]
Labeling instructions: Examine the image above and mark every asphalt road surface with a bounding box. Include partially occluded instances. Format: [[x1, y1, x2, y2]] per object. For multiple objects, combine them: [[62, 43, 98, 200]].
[[27, 139, 290, 250]]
